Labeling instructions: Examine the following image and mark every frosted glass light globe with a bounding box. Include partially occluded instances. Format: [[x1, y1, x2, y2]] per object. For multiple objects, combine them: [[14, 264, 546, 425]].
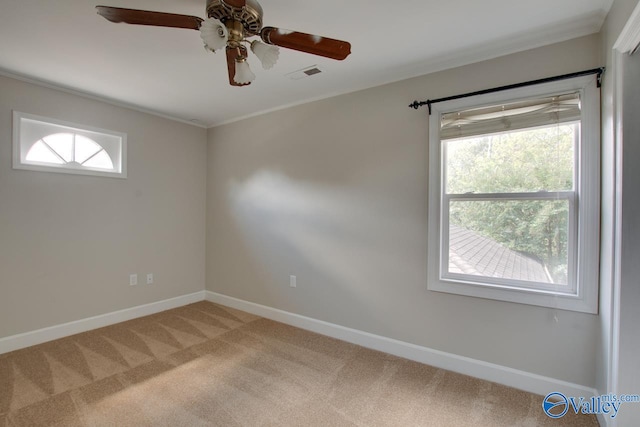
[[234, 60, 256, 84], [251, 40, 280, 70]]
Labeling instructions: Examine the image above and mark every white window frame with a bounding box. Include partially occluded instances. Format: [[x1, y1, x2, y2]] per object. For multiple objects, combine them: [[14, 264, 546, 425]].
[[13, 111, 127, 178], [427, 75, 600, 314]]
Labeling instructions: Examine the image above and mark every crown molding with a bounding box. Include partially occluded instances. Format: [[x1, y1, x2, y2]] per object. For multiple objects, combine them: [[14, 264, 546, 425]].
[[399, 10, 607, 85], [2, 8, 607, 130], [0, 68, 207, 129], [211, 10, 606, 128], [613, 1, 640, 53]]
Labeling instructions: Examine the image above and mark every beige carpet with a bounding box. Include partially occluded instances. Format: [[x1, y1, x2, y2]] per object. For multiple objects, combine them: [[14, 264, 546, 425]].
[[0, 301, 597, 426]]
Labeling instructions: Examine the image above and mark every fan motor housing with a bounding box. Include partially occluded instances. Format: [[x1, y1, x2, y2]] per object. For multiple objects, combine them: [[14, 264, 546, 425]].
[[206, 0, 263, 36]]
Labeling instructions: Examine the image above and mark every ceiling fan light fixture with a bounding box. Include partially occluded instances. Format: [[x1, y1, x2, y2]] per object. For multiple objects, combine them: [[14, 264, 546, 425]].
[[199, 17, 228, 51], [234, 59, 256, 84], [250, 40, 279, 70], [96, 2, 352, 87]]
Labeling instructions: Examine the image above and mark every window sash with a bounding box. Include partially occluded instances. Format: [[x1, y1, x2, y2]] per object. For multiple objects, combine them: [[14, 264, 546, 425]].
[[442, 122, 579, 195], [440, 191, 578, 294]]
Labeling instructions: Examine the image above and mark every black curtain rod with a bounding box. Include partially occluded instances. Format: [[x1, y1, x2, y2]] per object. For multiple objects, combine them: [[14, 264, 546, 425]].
[[408, 67, 605, 114]]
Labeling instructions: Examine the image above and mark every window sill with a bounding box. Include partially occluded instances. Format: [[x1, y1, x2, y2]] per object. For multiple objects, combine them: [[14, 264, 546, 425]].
[[427, 278, 598, 314], [13, 162, 127, 179]]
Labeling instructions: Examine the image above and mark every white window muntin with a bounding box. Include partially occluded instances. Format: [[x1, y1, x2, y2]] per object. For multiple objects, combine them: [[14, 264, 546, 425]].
[[13, 111, 127, 178], [427, 75, 600, 314]]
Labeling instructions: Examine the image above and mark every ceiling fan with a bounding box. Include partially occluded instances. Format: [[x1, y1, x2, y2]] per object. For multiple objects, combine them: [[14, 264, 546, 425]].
[[96, 0, 352, 87]]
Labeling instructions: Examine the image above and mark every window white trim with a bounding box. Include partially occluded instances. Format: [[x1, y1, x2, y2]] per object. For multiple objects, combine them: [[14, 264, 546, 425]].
[[427, 75, 600, 314], [13, 111, 127, 178]]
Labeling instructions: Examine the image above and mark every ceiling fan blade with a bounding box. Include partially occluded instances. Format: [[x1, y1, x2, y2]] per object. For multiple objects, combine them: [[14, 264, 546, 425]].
[[226, 46, 251, 87], [260, 27, 351, 60], [96, 6, 203, 30]]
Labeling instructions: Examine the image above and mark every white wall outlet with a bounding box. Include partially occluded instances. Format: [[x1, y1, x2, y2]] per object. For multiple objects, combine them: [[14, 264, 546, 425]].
[[146, 273, 153, 285], [129, 274, 138, 286], [290, 275, 297, 288]]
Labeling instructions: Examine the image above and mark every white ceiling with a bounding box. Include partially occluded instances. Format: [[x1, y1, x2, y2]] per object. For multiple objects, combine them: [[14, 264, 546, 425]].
[[0, 0, 613, 127]]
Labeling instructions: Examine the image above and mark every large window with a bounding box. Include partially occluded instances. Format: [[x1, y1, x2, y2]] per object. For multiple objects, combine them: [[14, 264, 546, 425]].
[[13, 111, 126, 178], [427, 75, 600, 313]]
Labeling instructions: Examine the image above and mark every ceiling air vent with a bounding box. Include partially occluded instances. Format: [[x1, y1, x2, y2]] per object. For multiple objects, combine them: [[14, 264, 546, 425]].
[[286, 65, 325, 80]]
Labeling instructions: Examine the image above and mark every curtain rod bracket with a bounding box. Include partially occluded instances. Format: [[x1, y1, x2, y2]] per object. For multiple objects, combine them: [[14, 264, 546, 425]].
[[408, 100, 433, 113]]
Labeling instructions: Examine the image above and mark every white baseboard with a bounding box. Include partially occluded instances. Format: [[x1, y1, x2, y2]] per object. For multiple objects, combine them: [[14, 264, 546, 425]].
[[206, 291, 597, 399], [597, 413, 609, 427], [0, 291, 206, 355], [1, 288, 599, 406]]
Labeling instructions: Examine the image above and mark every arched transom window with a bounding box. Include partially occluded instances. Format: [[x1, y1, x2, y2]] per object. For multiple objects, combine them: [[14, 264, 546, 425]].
[[26, 133, 114, 170], [13, 111, 126, 178]]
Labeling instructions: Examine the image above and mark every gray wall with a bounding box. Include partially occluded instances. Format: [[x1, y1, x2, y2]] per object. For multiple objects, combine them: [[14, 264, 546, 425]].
[[597, 0, 640, 406], [0, 75, 207, 338], [207, 35, 602, 387]]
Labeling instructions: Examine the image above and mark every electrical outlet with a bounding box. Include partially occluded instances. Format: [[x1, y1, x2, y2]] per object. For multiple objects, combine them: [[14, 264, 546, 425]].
[[290, 275, 297, 288], [129, 274, 138, 286], [146, 273, 153, 285]]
